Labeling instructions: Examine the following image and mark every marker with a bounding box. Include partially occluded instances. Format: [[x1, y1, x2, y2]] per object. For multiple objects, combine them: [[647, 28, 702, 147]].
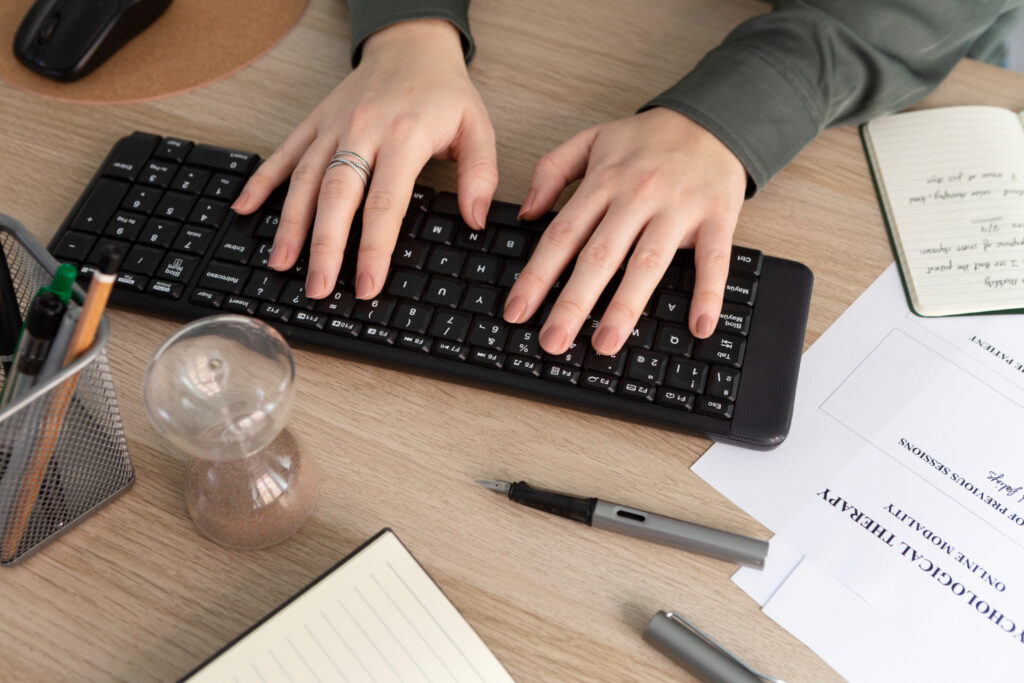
[[0, 292, 65, 407]]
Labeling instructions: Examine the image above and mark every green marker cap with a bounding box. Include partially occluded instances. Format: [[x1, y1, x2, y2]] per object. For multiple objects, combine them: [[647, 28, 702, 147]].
[[42, 263, 77, 303]]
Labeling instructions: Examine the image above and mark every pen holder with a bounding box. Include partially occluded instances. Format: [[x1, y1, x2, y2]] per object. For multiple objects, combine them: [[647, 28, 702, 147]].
[[0, 215, 134, 565]]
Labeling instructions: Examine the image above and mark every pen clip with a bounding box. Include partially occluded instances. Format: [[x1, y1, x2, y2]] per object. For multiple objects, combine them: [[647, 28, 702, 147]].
[[664, 611, 785, 683]]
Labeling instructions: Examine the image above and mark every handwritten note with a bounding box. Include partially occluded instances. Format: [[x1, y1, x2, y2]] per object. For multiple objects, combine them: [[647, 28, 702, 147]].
[[865, 106, 1024, 315]]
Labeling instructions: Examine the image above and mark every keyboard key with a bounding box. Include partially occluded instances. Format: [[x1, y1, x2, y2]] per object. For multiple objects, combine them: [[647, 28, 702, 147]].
[[190, 288, 224, 308], [658, 262, 681, 290], [693, 333, 745, 368], [153, 138, 193, 163], [422, 217, 456, 245], [114, 272, 148, 292], [430, 191, 459, 216], [255, 213, 280, 239], [544, 338, 586, 368], [585, 349, 626, 376], [147, 278, 184, 299], [121, 244, 164, 276], [463, 254, 501, 284], [387, 270, 428, 300], [428, 310, 471, 342], [172, 225, 216, 255], [654, 292, 689, 323], [618, 380, 654, 401], [222, 294, 257, 314], [292, 310, 327, 330], [154, 191, 196, 221], [104, 132, 159, 181], [392, 240, 429, 270], [257, 302, 292, 323], [696, 397, 733, 419], [455, 224, 493, 251], [186, 144, 258, 175], [52, 231, 96, 261], [666, 358, 708, 393], [138, 218, 180, 248], [250, 241, 273, 268], [626, 349, 667, 383], [397, 333, 432, 353], [139, 161, 178, 188], [707, 367, 741, 401], [468, 317, 508, 350], [243, 271, 287, 301], [434, 340, 468, 361], [470, 347, 505, 369], [198, 261, 250, 293], [315, 290, 356, 317], [426, 246, 465, 277], [723, 274, 757, 306], [506, 327, 541, 358], [104, 211, 146, 241], [581, 371, 617, 394], [486, 201, 521, 228], [625, 318, 656, 348], [422, 277, 464, 308], [393, 302, 434, 334], [653, 324, 693, 356], [657, 388, 695, 411], [326, 318, 361, 337], [399, 211, 425, 240], [353, 295, 396, 325], [72, 179, 129, 233], [544, 363, 579, 385], [188, 199, 229, 228], [498, 260, 524, 289], [460, 285, 500, 316], [409, 185, 435, 213], [170, 167, 210, 195], [491, 229, 529, 259], [214, 230, 256, 263], [362, 324, 397, 345], [279, 280, 315, 309], [121, 186, 161, 214], [156, 253, 199, 283], [205, 173, 244, 201], [507, 356, 542, 377], [717, 303, 752, 336], [730, 246, 763, 275]]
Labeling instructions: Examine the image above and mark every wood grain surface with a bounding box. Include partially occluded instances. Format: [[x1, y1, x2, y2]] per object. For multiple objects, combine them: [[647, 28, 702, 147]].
[[2, 0, 1022, 680]]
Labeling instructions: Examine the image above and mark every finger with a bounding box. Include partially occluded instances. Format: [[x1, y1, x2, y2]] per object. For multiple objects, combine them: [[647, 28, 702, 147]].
[[453, 109, 499, 229], [354, 143, 432, 299], [539, 204, 647, 354], [268, 137, 337, 272], [306, 146, 379, 298], [518, 126, 600, 220], [591, 213, 682, 355], [233, 122, 316, 214], [689, 217, 737, 339], [502, 186, 608, 326]]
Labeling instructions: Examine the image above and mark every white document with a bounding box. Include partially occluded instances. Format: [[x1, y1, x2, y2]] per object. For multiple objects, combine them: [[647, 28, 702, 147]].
[[186, 530, 513, 683], [694, 265, 1024, 680]]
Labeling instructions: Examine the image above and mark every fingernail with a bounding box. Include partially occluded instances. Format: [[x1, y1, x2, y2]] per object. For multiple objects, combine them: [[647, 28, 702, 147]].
[[539, 325, 568, 353], [504, 295, 526, 323], [356, 272, 374, 299], [593, 327, 620, 354], [267, 244, 289, 270], [231, 189, 250, 212], [518, 189, 536, 218], [697, 314, 715, 338], [472, 198, 489, 230], [306, 271, 327, 298]]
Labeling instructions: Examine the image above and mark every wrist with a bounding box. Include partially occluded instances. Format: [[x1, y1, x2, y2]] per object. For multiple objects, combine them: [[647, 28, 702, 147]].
[[362, 19, 464, 66]]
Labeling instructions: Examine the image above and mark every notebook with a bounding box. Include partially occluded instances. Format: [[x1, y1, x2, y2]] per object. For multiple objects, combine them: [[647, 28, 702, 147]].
[[183, 529, 513, 682], [861, 105, 1024, 316]]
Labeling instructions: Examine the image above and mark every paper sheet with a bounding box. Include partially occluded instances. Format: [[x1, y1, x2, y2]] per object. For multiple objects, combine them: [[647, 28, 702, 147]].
[[694, 265, 1024, 680]]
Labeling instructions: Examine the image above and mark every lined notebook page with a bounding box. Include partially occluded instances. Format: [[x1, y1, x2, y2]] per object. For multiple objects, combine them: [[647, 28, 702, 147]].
[[864, 106, 1024, 315], [186, 531, 513, 682]]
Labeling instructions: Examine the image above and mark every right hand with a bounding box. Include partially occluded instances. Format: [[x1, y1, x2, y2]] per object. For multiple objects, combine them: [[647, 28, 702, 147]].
[[232, 19, 498, 300]]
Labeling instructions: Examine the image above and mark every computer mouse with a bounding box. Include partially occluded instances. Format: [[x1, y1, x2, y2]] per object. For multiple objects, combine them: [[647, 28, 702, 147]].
[[13, 0, 172, 82]]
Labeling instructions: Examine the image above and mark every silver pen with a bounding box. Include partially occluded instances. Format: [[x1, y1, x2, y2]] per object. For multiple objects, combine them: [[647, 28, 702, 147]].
[[476, 479, 768, 568]]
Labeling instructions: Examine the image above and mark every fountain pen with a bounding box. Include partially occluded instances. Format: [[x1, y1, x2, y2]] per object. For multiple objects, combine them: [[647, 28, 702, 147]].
[[476, 479, 768, 568]]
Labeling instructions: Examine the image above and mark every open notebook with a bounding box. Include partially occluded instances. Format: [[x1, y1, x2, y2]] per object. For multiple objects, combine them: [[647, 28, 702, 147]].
[[861, 105, 1024, 316], [183, 529, 513, 682]]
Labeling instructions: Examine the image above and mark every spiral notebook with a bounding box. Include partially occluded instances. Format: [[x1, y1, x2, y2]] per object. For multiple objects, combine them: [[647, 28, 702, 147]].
[[183, 529, 513, 682]]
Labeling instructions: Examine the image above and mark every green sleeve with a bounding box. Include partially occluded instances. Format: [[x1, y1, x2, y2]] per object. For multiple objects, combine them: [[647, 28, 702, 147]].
[[346, 0, 474, 67], [641, 0, 1023, 196]]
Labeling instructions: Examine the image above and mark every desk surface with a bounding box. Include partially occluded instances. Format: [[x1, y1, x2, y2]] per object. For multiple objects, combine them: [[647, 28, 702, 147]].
[[1, 1, 1021, 680]]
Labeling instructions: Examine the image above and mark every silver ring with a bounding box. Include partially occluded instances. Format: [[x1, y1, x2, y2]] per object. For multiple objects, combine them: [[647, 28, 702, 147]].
[[331, 150, 371, 175], [325, 158, 369, 188]]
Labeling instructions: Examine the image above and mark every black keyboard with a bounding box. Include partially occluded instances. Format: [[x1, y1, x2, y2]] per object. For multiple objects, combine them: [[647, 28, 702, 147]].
[[48, 132, 813, 448]]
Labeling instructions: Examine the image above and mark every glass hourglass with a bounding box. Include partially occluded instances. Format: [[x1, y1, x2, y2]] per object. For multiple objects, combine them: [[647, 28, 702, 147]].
[[143, 315, 319, 549]]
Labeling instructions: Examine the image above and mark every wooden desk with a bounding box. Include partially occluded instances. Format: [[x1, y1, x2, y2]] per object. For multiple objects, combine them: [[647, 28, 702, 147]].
[[2, 1, 1021, 680]]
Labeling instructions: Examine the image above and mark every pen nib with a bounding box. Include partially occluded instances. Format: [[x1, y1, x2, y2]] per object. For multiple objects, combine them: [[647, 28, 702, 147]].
[[475, 479, 511, 494]]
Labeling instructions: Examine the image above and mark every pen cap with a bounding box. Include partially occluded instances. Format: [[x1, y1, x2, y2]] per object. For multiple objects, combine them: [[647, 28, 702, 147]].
[[40, 263, 77, 304], [24, 291, 64, 338], [643, 611, 764, 683]]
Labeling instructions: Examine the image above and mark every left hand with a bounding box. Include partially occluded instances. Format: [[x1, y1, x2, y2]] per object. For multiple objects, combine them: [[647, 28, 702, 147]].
[[503, 107, 747, 355]]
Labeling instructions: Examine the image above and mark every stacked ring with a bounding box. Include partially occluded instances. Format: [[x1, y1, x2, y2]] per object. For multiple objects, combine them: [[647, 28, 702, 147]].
[[326, 150, 372, 188]]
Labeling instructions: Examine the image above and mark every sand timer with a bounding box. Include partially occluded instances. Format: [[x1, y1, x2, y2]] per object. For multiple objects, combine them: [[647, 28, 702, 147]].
[[143, 315, 318, 548]]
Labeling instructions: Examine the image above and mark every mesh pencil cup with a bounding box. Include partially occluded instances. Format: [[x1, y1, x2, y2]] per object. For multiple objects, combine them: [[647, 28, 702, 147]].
[[0, 214, 134, 565]]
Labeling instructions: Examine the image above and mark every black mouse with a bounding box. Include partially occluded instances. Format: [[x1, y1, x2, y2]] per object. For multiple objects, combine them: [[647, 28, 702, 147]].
[[14, 0, 172, 82]]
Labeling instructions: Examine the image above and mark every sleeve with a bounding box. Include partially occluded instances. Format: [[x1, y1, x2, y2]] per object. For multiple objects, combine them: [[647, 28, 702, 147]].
[[640, 0, 1020, 196], [346, 0, 474, 67]]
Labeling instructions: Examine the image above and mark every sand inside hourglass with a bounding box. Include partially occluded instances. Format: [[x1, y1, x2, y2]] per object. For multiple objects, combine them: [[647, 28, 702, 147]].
[[185, 428, 319, 549]]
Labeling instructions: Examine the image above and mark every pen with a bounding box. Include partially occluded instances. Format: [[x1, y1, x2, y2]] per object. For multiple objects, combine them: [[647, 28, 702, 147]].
[[476, 479, 769, 568], [643, 610, 784, 683], [1, 246, 124, 561], [0, 246, 21, 374], [0, 291, 65, 408]]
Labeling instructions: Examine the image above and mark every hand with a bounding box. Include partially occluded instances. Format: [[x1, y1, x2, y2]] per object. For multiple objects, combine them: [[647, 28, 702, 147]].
[[232, 19, 498, 300], [504, 107, 747, 355]]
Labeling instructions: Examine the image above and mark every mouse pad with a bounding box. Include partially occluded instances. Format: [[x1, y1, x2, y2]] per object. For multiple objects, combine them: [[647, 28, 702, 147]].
[[0, 0, 309, 103]]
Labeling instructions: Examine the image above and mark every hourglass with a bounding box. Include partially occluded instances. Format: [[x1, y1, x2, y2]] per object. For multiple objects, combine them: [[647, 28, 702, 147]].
[[143, 315, 319, 548]]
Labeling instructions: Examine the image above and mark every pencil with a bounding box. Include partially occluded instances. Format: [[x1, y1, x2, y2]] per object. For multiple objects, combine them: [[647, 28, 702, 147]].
[[1, 246, 125, 561]]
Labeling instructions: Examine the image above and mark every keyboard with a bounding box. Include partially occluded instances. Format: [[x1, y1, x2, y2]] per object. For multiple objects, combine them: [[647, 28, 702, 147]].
[[48, 132, 813, 449]]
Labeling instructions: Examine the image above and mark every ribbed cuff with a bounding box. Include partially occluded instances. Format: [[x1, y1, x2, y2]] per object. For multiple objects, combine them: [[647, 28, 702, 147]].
[[640, 43, 824, 197], [348, 1, 474, 67]]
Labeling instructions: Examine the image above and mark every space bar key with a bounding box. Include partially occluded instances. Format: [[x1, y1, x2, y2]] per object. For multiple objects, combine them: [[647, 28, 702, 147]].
[[197, 261, 251, 294]]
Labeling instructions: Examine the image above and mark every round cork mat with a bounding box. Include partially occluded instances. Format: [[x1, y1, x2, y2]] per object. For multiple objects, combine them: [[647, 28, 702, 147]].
[[0, 0, 308, 104]]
